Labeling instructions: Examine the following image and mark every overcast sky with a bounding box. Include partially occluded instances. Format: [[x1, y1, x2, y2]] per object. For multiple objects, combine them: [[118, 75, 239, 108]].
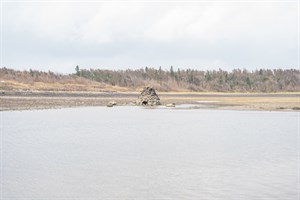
[[1, 1, 298, 73]]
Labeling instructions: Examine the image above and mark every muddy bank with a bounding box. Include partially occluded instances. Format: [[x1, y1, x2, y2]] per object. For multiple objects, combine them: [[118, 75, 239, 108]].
[[0, 91, 299, 111]]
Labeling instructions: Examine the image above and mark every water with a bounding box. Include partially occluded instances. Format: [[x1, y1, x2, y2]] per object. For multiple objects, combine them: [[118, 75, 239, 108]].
[[1, 107, 299, 199]]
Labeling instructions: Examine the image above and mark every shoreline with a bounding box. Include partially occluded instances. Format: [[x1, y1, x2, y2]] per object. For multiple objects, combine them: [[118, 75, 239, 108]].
[[1, 91, 299, 112]]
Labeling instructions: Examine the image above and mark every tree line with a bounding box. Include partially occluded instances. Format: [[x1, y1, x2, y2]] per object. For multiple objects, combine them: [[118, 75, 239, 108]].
[[75, 66, 300, 92], [1, 67, 299, 92]]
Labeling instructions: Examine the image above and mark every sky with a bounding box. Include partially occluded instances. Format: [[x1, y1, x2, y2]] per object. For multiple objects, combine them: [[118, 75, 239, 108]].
[[1, 0, 298, 73]]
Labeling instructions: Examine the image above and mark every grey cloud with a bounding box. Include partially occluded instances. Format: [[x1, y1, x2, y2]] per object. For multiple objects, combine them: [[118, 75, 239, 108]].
[[2, 2, 298, 73]]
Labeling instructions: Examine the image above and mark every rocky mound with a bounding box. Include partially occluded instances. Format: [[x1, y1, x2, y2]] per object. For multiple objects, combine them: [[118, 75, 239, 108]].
[[137, 87, 161, 106]]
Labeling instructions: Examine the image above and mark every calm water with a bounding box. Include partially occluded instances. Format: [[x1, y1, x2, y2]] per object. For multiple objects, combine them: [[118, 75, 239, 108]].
[[1, 107, 299, 199]]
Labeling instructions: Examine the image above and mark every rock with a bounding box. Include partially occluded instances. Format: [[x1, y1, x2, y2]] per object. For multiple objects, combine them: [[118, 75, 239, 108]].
[[137, 87, 161, 106], [130, 100, 139, 105], [109, 101, 117, 106], [107, 102, 114, 107], [166, 103, 175, 107]]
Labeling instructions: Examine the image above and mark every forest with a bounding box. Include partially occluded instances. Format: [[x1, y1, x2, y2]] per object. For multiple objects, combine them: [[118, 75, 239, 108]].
[[1, 67, 299, 92], [76, 66, 299, 92]]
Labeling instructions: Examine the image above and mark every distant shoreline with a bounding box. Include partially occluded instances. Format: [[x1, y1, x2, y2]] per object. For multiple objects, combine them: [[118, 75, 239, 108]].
[[1, 91, 299, 112], [1, 67, 299, 93]]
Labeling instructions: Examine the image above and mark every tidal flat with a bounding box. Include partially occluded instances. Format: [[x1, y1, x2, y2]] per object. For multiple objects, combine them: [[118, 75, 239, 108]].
[[0, 91, 299, 111]]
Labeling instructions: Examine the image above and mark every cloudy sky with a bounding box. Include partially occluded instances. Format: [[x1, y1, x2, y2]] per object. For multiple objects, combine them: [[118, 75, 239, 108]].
[[1, 0, 298, 73]]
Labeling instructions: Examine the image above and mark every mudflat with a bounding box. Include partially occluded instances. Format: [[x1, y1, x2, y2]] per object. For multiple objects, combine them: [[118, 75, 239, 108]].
[[0, 90, 299, 111]]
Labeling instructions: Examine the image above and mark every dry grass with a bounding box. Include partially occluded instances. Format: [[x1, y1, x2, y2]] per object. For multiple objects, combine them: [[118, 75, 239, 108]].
[[0, 80, 137, 92], [160, 95, 299, 111]]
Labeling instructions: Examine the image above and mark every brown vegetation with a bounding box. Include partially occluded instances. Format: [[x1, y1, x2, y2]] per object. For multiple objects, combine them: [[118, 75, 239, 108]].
[[0, 68, 131, 92], [0, 67, 299, 92]]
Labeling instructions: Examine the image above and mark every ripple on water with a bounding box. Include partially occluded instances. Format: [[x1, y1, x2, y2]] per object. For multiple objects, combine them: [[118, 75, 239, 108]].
[[2, 107, 298, 199]]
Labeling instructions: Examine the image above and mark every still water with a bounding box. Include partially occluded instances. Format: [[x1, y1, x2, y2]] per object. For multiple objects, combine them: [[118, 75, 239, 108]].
[[2, 107, 299, 199]]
